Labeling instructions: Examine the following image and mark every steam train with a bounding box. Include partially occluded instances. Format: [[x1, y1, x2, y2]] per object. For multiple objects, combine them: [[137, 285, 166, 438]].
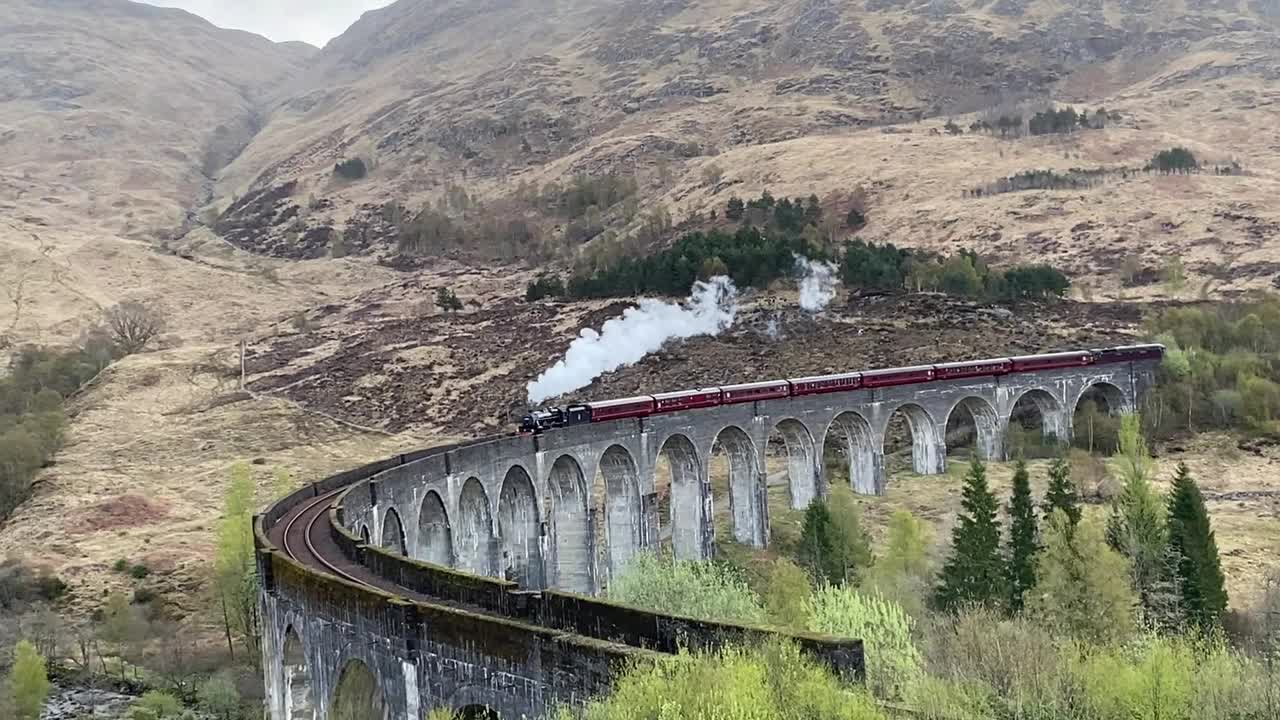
[[518, 343, 1165, 434]]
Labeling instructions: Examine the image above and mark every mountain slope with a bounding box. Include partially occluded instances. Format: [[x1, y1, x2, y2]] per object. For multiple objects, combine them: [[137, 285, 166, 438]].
[[215, 0, 1280, 295]]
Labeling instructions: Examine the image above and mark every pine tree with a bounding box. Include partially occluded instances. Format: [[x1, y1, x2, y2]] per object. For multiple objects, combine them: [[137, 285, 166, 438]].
[[798, 500, 841, 585], [1166, 462, 1228, 630], [8, 640, 50, 720], [1043, 455, 1081, 530], [933, 457, 1005, 612], [1106, 414, 1177, 627], [1005, 459, 1039, 613]]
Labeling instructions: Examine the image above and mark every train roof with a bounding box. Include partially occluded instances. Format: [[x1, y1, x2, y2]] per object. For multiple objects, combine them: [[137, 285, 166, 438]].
[[721, 380, 790, 391], [586, 395, 654, 409], [1010, 350, 1091, 360], [862, 364, 935, 375], [788, 371, 861, 384], [652, 388, 722, 400], [934, 357, 1012, 369]]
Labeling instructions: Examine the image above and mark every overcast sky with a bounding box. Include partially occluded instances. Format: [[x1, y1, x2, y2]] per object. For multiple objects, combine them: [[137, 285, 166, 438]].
[[140, 1, 393, 47]]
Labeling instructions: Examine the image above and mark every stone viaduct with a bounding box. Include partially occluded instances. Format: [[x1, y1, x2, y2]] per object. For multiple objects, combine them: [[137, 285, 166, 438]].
[[257, 358, 1158, 719]]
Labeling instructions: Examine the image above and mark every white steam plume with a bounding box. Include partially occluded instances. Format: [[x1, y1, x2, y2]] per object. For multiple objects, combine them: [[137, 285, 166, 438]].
[[526, 276, 738, 404], [795, 254, 839, 312]]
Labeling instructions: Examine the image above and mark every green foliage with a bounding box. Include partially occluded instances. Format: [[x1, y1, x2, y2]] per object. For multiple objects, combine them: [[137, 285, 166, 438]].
[[1028, 106, 1081, 135], [333, 157, 367, 180], [1151, 147, 1199, 174], [568, 225, 822, 298], [1166, 463, 1228, 630], [1, 343, 109, 522], [435, 287, 464, 312], [113, 558, 130, 572], [128, 690, 184, 720], [1029, 511, 1138, 643], [763, 558, 812, 629], [725, 196, 745, 221], [574, 641, 884, 720], [196, 671, 240, 720], [1005, 460, 1039, 613], [524, 274, 566, 301], [129, 564, 150, 580], [797, 496, 872, 586], [0, 558, 67, 610], [840, 240, 907, 291], [1043, 455, 1081, 530], [933, 458, 1005, 612], [1105, 415, 1178, 627], [214, 463, 260, 662], [807, 586, 922, 700], [7, 640, 50, 720], [865, 510, 933, 618], [608, 552, 766, 625]]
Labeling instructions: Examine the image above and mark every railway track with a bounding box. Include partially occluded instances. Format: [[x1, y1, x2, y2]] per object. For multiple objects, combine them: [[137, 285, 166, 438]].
[[276, 487, 366, 585]]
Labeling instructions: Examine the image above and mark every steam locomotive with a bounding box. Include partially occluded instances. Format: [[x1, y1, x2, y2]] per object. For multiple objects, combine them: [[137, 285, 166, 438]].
[[518, 343, 1164, 434]]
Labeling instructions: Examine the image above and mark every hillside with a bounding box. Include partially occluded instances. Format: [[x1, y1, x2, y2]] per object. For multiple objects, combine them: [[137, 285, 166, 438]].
[[214, 0, 1280, 295]]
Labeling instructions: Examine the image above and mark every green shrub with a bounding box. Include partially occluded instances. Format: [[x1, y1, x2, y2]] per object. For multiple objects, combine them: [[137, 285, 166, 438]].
[[129, 564, 150, 580], [333, 157, 367, 180], [807, 586, 922, 700], [525, 274, 566, 301], [608, 552, 766, 625], [575, 641, 884, 720], [128, 690, 184, 720]]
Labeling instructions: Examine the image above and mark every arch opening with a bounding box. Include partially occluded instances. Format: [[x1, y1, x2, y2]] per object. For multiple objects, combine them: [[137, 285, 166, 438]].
[[883, 404, 944, 476], [1072, 382, 1126, 454], [767, 419, 818, 510], [457, 477, 494, 576], [945, 397, 1001, 461], [380, 508, 406, 555], [823, 412, 880, 495], [329, 659, 388, 720], [656, 434, 704, 561], [592, 445, 643, 590], [498, 466, 544, 588], [358, 525, 371, 544], [709, 426, 765, 547], [417, 491, 453, 566], [548, 455, 591, 593], [282, 628, 312, 720], [458, 705, 501, 720], [1007, 389, 1067, 458]]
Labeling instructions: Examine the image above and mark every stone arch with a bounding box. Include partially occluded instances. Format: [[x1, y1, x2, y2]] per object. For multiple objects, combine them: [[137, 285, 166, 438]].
[[1008, 388, 1068, 454], [825, 411, 881, 495], [329, 659, 388, 720], [710, 425, 765, 546], [457, 477, 494, 576], [944, 396, 1001, 461], [1074, 381, 1128, 415], [380, 508, 406, 555], [417, 490, 453, 567], [358, 525, 371, 544], [595, 444, 643, 585], [548, 455, 590, 593], [282, 627, 313, 720], [883, 403, 944, 475], [770, 418, 819, 508], [498, 465, 544, 588], [656, 433, 705, 561]]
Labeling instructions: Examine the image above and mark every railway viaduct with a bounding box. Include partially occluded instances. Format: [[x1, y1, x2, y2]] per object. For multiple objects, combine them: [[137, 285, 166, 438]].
[[256, 357, 1158, 719]]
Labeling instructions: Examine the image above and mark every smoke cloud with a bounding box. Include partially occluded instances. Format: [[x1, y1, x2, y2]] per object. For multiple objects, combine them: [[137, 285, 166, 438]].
[[526, 276, 738, 404], [795, 255, 839, 312]]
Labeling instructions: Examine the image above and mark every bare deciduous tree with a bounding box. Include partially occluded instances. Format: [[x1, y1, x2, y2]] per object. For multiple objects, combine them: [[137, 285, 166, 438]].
[[104, 301, 165, 355]]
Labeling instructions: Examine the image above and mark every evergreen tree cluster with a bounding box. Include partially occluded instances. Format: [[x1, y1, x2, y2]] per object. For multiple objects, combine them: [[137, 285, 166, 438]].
[[967, 167, 1123, 197], [1150, 147, 1200, 174], [970, 105, 1114, 138], [1, 343, 113, 523], [1146, 296, 1280, 439], [332, 157, 367, 180]]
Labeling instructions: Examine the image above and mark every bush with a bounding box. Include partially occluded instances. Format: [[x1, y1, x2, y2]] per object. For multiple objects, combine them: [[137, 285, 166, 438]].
[[0, 559, 66, 610], [608, 552, 766, 625], [333, 157, 367, 180], [113, 558, 130, 573], [524, 274, 565, 302], [435, 287, 464, 313], [128, 690, 184, 720], [807, 586, 922, 700], [572, 641, 885, 720], [129, 564, 150, 580], [763, 558, 812, 629]]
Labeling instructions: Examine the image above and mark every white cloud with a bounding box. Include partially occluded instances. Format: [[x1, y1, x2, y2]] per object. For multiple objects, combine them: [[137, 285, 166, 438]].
[[139, 1, 393, 46]]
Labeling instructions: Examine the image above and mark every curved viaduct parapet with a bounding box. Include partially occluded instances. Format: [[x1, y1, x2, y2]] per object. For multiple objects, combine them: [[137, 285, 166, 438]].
[[260, 358, 1158, 719]]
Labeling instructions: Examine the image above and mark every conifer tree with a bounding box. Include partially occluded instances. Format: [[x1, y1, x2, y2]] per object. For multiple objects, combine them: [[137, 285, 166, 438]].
[[1005, 459, 1039, 613], [798, 500, 841, 585], [1106, 414, 1177, 626], [933, 457, 1004, 612], [1166, 462, 1228, 630], [1043, 455, 1080, 530]]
